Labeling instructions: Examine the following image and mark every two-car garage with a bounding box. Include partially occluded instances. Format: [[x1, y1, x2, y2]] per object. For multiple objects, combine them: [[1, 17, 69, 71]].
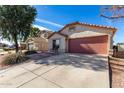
[[68, 35, 108, 55]]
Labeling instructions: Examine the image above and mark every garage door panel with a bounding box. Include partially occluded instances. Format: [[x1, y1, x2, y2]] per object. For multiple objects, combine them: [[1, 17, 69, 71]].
[[69, 35, 108, 54]]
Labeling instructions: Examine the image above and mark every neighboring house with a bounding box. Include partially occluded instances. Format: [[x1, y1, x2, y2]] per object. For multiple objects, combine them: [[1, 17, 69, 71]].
[[26, 30, 53, 51], [48, 22, 117, 55], [20, 42, 26, 50], [117, 43, 124, 51]]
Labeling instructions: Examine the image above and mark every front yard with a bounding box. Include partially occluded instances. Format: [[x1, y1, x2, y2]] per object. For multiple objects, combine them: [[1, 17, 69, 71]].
[[0, 50, 27, 70], [0, 50, 53, 70]]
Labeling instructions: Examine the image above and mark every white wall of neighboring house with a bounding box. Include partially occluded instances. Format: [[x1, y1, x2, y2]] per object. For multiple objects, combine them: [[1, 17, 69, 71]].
[[117, 43, 124, 51]]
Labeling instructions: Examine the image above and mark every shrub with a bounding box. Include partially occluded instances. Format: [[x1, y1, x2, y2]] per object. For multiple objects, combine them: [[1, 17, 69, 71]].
[[24, 50, 37, 55], [1, 54, 29, 66]]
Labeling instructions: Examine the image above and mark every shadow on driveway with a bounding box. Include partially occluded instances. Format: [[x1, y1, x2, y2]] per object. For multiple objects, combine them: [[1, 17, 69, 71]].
[[35, 53, 108, 71]]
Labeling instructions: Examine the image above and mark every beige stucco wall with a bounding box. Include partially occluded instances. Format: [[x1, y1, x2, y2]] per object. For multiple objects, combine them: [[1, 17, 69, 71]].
[[48, 33, 66, 52], [26, 37, 48, 51], [61, 24, 113, 38], [33, 37, 48, 51]]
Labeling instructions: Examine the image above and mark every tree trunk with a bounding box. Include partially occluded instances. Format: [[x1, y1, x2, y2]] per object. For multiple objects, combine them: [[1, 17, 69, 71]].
[[13, 35, 20, 63], [15, 40, 19, 53], [13, 35, 19, 53]]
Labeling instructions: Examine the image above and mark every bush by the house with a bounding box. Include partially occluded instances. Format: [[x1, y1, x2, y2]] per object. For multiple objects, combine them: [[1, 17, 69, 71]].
[[24, 50, 37, 55], [1, 54, 29, 66]]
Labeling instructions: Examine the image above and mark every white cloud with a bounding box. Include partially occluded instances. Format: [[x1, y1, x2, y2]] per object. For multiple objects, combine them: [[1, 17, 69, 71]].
[[36, 18, 64, 28], [33, 25, 51, 31], [0, 39, 13, 45]]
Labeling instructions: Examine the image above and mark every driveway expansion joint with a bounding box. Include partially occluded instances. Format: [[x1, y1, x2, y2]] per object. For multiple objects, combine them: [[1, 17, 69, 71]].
[[40, 76, 63, 88], [16, 76, 38, 88], [39, 66, 58, 76], [19, 66, 40, 76], [16, 65, 58, 88]]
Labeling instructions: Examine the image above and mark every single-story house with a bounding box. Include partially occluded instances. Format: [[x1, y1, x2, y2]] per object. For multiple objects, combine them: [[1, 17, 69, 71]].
[[26, 30, 53, 51], [48, 22, 117, 55]]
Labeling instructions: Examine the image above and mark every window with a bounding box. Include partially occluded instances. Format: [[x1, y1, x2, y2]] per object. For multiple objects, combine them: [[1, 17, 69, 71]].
[[52, 39, 60, 50], [69, 26, 75, 32]]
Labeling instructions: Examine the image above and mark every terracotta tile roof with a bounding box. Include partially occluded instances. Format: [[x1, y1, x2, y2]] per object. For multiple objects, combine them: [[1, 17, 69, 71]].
[[58, 21, 117, 34], [47, 32, 68, 39], [48, 22, 117, 39]]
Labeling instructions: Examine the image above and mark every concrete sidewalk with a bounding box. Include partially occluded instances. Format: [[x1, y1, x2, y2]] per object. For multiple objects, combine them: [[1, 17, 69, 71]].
[[0, 53, 109, 88]]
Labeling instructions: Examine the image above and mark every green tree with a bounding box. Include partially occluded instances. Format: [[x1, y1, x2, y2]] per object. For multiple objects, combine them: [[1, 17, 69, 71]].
[[0, 5, 37, 53], [29, 27, 40, 37]]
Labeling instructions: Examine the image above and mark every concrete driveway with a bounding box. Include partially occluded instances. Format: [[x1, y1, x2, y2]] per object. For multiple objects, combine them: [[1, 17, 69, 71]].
[[0, 53, 109, 88]]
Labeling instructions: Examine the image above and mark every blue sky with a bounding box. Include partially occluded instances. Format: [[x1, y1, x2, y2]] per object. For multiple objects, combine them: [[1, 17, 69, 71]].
[[34, 5, 124, 44], [0, 5, 123, 45]]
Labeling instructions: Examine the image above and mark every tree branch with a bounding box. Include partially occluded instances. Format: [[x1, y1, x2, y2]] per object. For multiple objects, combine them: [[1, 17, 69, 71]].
[[100, 14, 124, 19]]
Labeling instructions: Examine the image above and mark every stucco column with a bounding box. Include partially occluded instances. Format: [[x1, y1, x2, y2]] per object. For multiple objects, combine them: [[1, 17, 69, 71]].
[[65, 37, 69, 52], [107, 35, 111, 55]]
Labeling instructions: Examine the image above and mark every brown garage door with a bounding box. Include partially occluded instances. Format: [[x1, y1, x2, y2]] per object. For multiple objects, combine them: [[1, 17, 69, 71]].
[[68, 35, 108, 54]]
